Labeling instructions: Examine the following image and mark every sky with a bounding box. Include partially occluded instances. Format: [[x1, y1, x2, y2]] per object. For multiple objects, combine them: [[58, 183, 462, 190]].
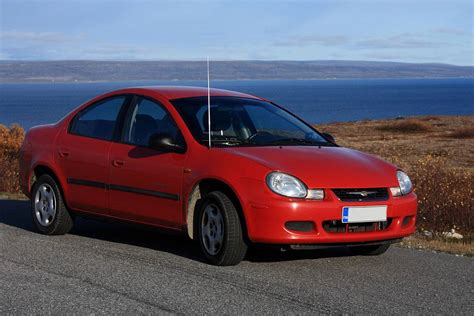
[[0, 0, 472, 65]]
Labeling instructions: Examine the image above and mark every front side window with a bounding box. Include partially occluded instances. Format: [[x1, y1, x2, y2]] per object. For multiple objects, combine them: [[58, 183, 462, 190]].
[[171, 96, 332, 147], [70, 96, 126, 141], [124, 97, 183, 147]]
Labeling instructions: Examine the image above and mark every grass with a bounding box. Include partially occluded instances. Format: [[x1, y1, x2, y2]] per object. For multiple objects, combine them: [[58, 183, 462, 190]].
[[376, 120, 432, 133], [446, 127, 474, 139], [400, 234, 473, 257]]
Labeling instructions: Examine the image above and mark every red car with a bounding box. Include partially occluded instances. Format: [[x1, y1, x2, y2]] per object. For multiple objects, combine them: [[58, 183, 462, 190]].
[[19, 86, 417, 265]]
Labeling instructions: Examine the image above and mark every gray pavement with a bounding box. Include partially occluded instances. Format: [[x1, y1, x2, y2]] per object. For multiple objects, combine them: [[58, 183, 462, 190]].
[[0, 199, 472, 314]]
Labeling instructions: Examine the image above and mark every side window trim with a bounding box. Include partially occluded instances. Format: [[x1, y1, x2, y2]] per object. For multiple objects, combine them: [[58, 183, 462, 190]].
[[68, 94, 132, 142], [121, 94, 187, 152]]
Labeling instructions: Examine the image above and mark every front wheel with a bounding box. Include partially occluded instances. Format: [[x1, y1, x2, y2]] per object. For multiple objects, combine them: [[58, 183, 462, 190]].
[[349, 243, 390, 256], [197, 191, 248, 266], [31, 174, 74, 235]]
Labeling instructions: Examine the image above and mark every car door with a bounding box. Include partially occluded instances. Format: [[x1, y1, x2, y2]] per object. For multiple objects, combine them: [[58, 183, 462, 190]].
[[108, 96, 187, 228], [56, 95, 130, 215]]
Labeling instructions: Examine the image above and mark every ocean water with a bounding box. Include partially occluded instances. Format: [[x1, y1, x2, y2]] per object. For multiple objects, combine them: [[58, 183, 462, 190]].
[[0, 78, 473, 130]]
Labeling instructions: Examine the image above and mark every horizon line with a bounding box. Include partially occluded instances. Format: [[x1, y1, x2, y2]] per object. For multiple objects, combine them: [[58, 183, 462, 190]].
[[0, 59, 472, 67]]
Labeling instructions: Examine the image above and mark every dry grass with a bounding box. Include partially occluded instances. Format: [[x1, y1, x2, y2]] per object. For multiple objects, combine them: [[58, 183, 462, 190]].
[[0, 124, 24, 193], [399, 234, 473, 257], [446, 127, 474, 139], [376, 120, 431, 133]]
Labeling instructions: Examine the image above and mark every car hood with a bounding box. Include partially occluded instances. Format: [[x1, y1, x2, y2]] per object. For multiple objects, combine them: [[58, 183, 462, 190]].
[[223, 146, 399, 188]]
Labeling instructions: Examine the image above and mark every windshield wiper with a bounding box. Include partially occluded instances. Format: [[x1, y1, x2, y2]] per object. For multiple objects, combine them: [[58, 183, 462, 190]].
[[268, 138, 328, 146], [200, 138, 246, 146]]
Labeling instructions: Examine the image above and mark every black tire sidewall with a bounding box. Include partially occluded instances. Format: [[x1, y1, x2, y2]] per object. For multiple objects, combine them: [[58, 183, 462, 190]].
[[197, 191, 248, 266], [198, 193, 229, 264], [31, 175, 63, 234]]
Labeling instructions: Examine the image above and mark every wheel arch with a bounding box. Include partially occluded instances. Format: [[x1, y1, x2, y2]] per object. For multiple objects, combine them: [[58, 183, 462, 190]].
[[185, 178, 248, 241], [30, 163, 68, 204]]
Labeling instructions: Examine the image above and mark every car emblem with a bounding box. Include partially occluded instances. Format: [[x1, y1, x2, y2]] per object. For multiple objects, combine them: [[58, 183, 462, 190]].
[[347, 190, 377, 197]]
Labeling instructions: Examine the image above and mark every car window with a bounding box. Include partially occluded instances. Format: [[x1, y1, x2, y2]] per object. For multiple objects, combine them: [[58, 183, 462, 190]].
[[172, 96, 330, 147], [70, 96, 126, 141], [124, 97, 182, 147], [243, 105, 305, 139]]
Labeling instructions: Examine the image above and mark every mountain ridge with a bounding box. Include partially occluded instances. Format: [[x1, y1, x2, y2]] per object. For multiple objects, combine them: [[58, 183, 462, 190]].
[[1, 60, 472, 82]]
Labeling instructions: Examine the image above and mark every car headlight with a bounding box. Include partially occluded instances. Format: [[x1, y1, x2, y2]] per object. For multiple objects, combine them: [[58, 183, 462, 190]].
[[266, 172, 307, 198], [396, 170, 412, 195]]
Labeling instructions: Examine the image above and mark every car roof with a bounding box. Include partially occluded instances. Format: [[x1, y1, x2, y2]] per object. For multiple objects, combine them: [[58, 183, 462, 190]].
[[112, 86, 262, 101]]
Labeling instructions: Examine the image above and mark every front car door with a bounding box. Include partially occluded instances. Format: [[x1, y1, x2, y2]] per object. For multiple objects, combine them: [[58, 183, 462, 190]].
[[108, 96, 187, 228], [56, 95, 130, 215]]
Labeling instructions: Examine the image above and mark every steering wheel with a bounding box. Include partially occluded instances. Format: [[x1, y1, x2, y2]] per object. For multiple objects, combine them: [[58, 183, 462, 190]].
[[247, 131, 274, 142]]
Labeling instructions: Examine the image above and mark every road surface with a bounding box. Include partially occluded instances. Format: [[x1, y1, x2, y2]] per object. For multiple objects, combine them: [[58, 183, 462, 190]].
[[0, 199, 472, 314]]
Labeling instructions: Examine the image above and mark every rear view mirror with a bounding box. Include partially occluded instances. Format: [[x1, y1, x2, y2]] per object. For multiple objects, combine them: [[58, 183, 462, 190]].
[[148, 133, 186, 153], [322, 132, 336, 143]]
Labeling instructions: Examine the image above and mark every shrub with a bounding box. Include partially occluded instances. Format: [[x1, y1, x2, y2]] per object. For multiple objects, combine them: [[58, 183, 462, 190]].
[[0, 124, 25, 193], [376, 120, 431, 133], [410, 155, 473, 238], [447, 127, 474, 139]]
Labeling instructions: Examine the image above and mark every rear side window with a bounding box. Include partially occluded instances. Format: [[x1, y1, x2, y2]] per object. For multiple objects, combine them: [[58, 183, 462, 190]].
[[70, 96, 126, 141]]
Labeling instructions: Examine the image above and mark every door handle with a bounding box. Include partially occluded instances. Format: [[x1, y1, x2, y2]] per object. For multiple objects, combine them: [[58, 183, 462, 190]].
[[58, 149, 70, 158], [112, 159, 125, 167]]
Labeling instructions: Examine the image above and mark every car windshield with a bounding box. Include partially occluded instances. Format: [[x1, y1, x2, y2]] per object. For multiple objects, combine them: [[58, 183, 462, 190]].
[[171, 96, 333, 147]]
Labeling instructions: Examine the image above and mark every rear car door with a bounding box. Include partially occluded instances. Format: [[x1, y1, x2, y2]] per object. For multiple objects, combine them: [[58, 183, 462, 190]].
[[108, 96, 187, 227], [56, 95, 130, 215]]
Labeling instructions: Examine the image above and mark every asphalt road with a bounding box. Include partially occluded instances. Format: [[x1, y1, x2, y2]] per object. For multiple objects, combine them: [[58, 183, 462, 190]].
[[0, 199, 472, 314]]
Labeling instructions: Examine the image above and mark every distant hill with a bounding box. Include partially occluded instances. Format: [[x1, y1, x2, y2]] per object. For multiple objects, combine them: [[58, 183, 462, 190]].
[[0, 60, 472, 82]]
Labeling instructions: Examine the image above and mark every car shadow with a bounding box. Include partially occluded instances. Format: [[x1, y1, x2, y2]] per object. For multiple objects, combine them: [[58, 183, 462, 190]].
[[0, 199, 353, 264]]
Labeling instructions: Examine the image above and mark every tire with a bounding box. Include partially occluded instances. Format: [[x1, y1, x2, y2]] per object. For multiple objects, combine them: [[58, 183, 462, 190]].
[[31, 174, 74, 235], [349, 243, 390, 256], [197, 191, 248, 266]]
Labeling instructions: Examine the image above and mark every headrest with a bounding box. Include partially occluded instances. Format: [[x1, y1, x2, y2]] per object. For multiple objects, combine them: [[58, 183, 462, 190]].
[[202, 109, 232, 132], [135, 114, 157, 127]]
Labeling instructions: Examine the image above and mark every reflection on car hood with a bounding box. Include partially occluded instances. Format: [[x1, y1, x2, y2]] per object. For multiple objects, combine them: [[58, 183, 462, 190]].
[[224, 146, 399, 188]]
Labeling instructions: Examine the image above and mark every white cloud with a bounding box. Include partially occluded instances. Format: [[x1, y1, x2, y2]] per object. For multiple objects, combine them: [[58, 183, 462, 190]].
[[0, 30, 85, 44], [273, 35, 350, 47]]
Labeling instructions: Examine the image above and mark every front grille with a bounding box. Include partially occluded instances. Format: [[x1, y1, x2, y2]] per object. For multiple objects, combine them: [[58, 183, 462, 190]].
[[323, 219, 392, 233], [332, 188, 389, 202]]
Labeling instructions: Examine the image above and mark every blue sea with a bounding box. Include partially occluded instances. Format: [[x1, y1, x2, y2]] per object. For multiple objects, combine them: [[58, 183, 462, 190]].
[[0, 78, 473, 130]]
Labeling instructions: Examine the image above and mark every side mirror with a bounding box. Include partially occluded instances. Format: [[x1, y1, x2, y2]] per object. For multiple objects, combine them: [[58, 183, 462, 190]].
[[322, 132, 336, 143], [148, 133, 186, 153]]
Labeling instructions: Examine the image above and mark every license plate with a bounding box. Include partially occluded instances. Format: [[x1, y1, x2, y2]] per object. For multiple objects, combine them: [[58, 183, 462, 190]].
[[342, 206, 387, 223]]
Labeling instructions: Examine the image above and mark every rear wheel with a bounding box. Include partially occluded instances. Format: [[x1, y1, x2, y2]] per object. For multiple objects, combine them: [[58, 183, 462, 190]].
[[197, 191, 247, 266], [349, 243, 390, 256], [31, 174, 74, 235]]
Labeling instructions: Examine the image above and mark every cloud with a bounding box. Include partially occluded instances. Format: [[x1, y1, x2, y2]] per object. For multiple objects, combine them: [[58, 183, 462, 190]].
[[355, 34, 444, 49], [273, 35, 350, 47], [0, 30, 85, 44], [432, 28, 472, 36]]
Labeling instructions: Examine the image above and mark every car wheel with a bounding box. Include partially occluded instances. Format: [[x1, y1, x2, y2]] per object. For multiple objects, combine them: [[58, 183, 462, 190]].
[[31, 174, 74, 235], [197, 191, 248, 266], [349, 243, 390, 256]]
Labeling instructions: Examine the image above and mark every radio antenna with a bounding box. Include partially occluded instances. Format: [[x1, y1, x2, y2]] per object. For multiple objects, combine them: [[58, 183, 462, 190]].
[[207, 57, 211, 148]]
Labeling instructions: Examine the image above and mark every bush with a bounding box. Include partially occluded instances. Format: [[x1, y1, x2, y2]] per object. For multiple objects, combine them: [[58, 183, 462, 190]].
[[410, 155, 473, 238], [447, 127, 474, 139], [376, 120, 431, 133], [0, 124, 25, 193]]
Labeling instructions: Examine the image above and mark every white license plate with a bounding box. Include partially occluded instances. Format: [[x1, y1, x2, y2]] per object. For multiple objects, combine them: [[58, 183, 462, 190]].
[[341, 206, 387, 223]]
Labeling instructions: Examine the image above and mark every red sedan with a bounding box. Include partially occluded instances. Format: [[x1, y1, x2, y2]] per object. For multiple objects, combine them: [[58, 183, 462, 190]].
[[19, 86, 417, 265]]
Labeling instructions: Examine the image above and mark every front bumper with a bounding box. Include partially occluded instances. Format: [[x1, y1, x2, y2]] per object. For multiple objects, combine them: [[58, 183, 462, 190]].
[[244, 189, 417, 244]]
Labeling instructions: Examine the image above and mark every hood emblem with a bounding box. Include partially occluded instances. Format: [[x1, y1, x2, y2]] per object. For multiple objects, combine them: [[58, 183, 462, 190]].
[[347, 190, 377, 197]]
